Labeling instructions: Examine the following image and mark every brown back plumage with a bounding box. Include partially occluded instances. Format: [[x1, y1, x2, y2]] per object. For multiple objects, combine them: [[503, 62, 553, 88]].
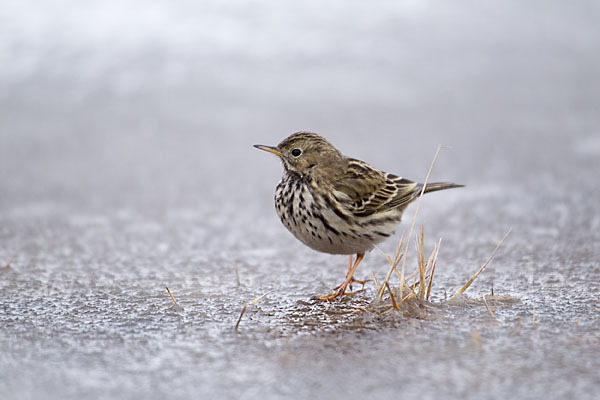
[[262, 131, 463, 216]]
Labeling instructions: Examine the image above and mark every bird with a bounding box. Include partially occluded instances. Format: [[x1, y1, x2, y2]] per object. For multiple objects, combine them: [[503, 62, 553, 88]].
[[254, 132, 463, 301]]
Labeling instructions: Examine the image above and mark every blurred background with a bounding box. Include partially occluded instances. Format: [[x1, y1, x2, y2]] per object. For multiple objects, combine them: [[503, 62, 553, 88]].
[[2, 0, 598, 215], [1, 1, 599, 399]]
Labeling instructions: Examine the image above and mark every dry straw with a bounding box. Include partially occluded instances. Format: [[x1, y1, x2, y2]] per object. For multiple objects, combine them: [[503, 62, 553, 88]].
[[448, 228, 512, 301], [235, 289, 275, 330], [165, 286, 185, 311], [165, 286, 178, 304], [366, 145, 514, 315]]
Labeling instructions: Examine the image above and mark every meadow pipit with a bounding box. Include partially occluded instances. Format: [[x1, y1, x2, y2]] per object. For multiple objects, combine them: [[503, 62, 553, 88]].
[[255, 132, 462, 301]]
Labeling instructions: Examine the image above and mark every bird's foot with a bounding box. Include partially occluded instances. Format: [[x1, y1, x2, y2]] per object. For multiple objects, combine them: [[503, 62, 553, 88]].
[[316, 291, 342, 302], [316, 253, 367, 301], [333, 277, 370, 292], [316, 286, 364, 302]]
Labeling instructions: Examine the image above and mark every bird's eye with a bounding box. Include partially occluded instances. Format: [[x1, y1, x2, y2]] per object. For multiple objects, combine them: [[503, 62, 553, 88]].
[[291, 149, 302, 157]]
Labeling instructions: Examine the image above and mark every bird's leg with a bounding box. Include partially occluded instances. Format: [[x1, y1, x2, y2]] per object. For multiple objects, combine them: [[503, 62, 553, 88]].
[[333, 255, 354, 291], [333, 255, 368, 291], [318, 253, 365, 301], [336, 253, 365, 296]]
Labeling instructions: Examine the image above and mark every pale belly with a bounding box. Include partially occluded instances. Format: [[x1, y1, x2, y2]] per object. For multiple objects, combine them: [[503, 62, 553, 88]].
[[274, 177, 402, 255]]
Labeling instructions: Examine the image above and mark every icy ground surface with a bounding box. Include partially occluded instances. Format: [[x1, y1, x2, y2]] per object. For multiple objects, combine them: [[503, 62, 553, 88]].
[[1, 1, 599, 399]]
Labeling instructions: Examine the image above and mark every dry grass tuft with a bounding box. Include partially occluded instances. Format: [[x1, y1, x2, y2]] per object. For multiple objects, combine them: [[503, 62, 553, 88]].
[[363, 146, 515, 317], [396, 145, 444, 301], [366, 226, 512, 316]]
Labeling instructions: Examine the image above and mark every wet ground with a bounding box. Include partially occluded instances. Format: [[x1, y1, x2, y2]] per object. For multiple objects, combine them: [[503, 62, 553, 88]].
[[1, 1, 599, 399]]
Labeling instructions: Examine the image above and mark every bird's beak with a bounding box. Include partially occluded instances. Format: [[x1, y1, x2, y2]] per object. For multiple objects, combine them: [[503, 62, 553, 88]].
[[254, 144, 282, 157]]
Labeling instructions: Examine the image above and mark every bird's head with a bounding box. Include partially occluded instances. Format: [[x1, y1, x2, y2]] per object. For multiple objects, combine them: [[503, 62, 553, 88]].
[[254, 132, 345, 176]]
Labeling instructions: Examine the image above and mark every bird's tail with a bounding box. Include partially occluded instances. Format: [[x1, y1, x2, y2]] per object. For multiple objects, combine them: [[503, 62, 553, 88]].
[[420, 182, 464, 194]]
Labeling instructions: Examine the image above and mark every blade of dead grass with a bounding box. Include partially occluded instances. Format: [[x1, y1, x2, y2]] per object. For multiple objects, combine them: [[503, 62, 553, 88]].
[[401, 291, 416, 303], [411, 228, 441, 301], [165, 286, 178, 304], [235, 303, 247, 330], [250, 289, 275, 305], [454, 295, 520, 305], [370, 270, 380, 292], [385, 282, 400, 310], [233, 261, 241, 286], [426, 238, 442, 301], [374, 232, 405, 302], [472, 328, 483, 345], [417, 226, 426, 300], [419, 238, 439, 300], [449, 228, 512, 301], [235, 289, 275, 330], [482, 295, 496, 319], [398, 145, 444, 299], [398, 269, 418, 286]]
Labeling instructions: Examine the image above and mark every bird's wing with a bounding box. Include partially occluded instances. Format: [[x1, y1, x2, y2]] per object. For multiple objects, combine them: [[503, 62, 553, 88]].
[[331, 158, 420, 216]]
